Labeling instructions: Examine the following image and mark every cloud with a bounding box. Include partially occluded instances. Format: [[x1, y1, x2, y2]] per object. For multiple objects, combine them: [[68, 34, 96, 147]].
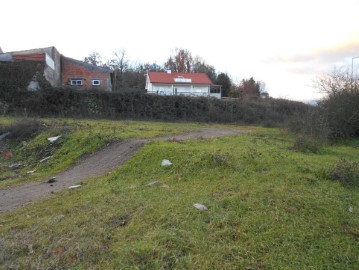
[[266, 37, 359, 74]]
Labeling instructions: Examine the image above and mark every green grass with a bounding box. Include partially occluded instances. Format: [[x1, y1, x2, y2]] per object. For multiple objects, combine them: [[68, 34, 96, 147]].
[[0, 119, 358, 269], [0, 117, 206, 187]]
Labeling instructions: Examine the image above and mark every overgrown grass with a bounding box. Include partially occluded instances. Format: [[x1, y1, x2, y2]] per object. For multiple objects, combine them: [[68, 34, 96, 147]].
[[0, 117, 202, 187], [0, 122, 358, 269]]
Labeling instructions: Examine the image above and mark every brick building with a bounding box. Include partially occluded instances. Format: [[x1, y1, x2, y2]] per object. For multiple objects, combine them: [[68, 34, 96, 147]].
[[61, 56, 112, 91], [0, 46, 112, 91]]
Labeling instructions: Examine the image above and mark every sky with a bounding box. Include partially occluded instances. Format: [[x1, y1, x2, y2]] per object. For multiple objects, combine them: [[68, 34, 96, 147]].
[[1, 0, 359, 101]]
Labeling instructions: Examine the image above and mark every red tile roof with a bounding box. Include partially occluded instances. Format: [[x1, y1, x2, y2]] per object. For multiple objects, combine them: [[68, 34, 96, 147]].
[[148, 72, 212, 84]]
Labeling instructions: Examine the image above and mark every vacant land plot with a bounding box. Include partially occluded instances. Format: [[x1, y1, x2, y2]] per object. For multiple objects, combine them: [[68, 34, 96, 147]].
[[0, 118, 358, 269]]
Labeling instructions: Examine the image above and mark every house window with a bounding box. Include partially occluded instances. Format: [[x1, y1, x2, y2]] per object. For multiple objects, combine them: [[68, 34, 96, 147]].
[[70, 79, 83, 86], [92, 79, 101, 86]]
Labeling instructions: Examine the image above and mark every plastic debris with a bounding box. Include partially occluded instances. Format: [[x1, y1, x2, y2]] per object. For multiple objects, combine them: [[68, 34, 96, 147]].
[[161, 184, 170, 188], [68, 185, 81, 189], [193, 203, 209, 211], [27, 170, 36, 174], [0, 132, 11, 141], [161, 159, 172, 166], [146, 181, 160, 187], [349, 206, 353, 213], [8, 163, 23, 170], [48, 135, 61, 143], [40, 156, 52, 163]]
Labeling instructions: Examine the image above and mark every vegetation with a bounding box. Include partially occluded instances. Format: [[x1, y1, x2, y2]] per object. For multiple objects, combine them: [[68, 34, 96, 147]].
[[0, 117, 197, 188], [0, 88, 308, 125], [289, 69, 359, 141], [0, 119, 358, 269]]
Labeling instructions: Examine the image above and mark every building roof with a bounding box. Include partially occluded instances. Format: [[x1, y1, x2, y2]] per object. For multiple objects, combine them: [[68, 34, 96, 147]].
[[148, 72, 213, 84]]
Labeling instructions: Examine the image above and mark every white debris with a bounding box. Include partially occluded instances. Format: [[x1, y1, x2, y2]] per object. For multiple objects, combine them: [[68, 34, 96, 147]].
[[193, 203, 209, 211], [161, 159, 172, 166], [48, 135, 61, 143], [27, 170, 36, 174], [349, 206, 353, 213], [40, 156, 51, 163], [0, 132, 11, 141], [68, 185, 81, 189], [146, 181, 160, 187]]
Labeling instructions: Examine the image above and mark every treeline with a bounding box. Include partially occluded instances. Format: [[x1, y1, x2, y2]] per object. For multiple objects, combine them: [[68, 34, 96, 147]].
[[289, 68, 359, 141], [0, 87, 308, 125], [84, 48, 266, 98]]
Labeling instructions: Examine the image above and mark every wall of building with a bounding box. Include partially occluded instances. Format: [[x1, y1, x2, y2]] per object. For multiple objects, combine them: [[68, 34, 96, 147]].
[[43, 47, 61, 87], [61, 57, 112, 91], [0, 47, 61, 87]]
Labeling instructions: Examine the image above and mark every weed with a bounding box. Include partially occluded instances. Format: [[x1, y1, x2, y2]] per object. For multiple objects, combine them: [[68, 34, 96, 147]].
[[0, 119, 43, 140], [211, 151, 233, 167], [291, 136, 322, 153], [328, 158, 359, 187]]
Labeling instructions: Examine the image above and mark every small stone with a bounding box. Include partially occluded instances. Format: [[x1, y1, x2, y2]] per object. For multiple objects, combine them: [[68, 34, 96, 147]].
[[161, 159, 172, 166], [193, 203, 209, 211], [349, 206, 353, 213], [28, 244, 34, 254], [54, 214, 65, 221], [146, 181, 160, 187], [47, 177, 56, 183]]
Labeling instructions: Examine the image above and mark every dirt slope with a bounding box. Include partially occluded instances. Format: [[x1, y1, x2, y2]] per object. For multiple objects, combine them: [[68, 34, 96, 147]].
[[0, 128, 248, 212]]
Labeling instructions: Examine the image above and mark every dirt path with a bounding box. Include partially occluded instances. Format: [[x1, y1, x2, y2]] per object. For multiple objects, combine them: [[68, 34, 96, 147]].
[[0, 128, 248, 212]]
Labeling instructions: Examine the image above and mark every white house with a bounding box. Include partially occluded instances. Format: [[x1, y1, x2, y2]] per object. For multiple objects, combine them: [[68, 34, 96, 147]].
[[145, 71, 221, 99]]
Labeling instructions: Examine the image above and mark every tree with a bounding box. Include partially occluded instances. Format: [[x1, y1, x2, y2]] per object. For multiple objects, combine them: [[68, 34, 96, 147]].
[[216, 72, 232, 97], [192, 56, 217, 82], [314, 68, 359, 138], [84, 52, 103, 66], [106, 49, 129, 73], [164, 48, 193, 72]]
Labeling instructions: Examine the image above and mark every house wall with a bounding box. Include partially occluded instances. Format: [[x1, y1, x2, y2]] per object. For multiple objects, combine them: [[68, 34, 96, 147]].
[[61, 57, 112, 91], [43, 47, 61, 87], [148, 83, 210, 97], [0, 47, 61, 87]]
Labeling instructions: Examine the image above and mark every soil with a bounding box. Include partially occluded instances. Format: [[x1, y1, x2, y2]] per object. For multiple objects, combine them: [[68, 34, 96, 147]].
[[0, 128, 248, 212]]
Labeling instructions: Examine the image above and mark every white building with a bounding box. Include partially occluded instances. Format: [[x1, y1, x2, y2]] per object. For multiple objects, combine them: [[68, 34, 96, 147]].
[[146, 71, 221, 99]]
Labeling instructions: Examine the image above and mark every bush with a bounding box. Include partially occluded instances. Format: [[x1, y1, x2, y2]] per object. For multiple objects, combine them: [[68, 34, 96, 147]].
[[328, 158, 359, 187], [291, 136, 322, 153], [0, 87, 309, 125], [0, 119, 43, 140]]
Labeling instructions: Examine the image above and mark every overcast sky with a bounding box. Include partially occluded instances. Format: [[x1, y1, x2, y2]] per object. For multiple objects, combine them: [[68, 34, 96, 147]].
[[1, 0, 359, 101]]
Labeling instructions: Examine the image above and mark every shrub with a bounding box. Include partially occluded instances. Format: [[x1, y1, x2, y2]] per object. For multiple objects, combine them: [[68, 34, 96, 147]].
[[291, 136, 322, 153], [0, 119, 43, 140], [0, 87, 309, 125], [328, 158, 359, 187]]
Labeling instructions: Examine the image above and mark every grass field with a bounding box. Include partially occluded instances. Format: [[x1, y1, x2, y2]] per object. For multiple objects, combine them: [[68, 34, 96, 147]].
[[0, 118, 358, 269]]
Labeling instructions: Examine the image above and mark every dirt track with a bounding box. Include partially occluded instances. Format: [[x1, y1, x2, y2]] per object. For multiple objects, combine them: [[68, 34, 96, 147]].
[[0, 128, 248, 212]]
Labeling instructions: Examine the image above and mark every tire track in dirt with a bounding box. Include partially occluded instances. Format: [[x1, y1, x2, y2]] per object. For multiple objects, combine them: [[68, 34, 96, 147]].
[[0, 128, 248, 212]]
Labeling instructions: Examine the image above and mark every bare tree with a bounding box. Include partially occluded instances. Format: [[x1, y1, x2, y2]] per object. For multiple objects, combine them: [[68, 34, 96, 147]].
[[84, 52, 103, 66], [164, 48, 193, 72], [106, 49, 129, 73]]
